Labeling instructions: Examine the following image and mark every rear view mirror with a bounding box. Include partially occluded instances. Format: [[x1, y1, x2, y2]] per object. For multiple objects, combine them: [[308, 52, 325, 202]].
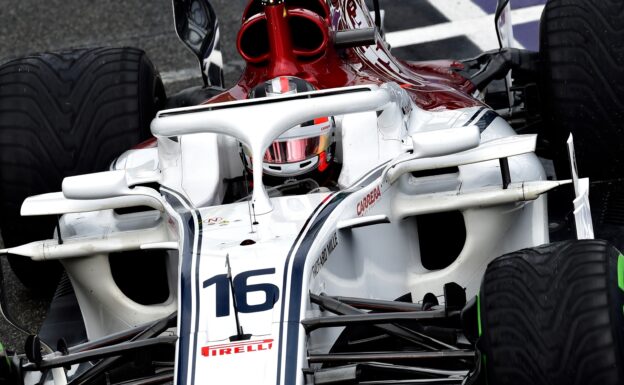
[[172, 0, 224, 87], [62, 170, 129, 200], [495, 0, 513, 49], [61, 170, 165, 211], [411, 125, 481, 158], [494, 0, 514, 108]]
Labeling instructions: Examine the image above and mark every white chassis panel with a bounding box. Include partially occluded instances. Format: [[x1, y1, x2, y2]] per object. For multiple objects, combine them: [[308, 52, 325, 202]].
[[7, 83, 568, 385]]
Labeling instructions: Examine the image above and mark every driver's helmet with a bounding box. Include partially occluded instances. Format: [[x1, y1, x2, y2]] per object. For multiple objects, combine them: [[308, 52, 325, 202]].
[[241, 76, 336, 178]]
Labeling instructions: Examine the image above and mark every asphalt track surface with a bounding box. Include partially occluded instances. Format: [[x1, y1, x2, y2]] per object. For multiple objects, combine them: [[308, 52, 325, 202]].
[[0, 0, 544, 353]]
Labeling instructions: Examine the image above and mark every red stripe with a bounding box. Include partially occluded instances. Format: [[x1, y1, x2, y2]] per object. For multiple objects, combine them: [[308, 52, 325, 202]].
[[314, 117, 329, 125], [280, 77, 290, 93], [131, 137, 157, 149], [318, 151, 329, 172]]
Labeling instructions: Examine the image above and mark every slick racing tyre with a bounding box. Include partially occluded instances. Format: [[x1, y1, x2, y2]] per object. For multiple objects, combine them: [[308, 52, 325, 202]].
[[540, 0, 624, 180], [479, 240, 624, 385], [0, 47, 166, 292]]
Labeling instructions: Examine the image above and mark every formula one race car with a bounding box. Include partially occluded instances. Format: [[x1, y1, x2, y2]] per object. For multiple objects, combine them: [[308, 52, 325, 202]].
[[1, 0, 624, 384]]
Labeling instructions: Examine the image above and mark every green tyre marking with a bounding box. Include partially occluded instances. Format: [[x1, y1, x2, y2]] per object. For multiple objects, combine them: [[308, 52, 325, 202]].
[[618, 254, 624, 291], [0, 342, 10, 371], [477, 294, 483, 337], [618, 254, 624, 315], [477, 293, 488, 384]]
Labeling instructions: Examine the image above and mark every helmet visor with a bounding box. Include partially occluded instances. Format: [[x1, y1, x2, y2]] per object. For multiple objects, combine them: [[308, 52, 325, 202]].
[[263, 131, 332, 163]]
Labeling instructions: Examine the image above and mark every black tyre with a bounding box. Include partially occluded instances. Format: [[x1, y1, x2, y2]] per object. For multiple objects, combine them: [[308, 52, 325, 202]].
[[480, 240, 624, 385], [0, 47, 166, 292], [540, 0, 624, 180]]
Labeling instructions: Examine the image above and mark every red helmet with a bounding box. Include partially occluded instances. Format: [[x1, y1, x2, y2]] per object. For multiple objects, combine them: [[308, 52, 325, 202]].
[[242, 76, 336, 178]]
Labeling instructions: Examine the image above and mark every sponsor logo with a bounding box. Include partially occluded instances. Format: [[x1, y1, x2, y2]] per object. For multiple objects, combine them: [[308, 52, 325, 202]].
[[203, 216, 228, 226], [201, 339, 274, 358], [356, 185, 382, 216], [312, 232, 338, 277], [202, 217, 241, 227], [343, 0, 404, 79]]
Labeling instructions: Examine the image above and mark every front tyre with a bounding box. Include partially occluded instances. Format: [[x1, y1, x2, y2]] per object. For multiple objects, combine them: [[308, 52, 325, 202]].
[[540, 0, 624, 180], [0, 47, 166, 292], [480, 240, 624, 385]]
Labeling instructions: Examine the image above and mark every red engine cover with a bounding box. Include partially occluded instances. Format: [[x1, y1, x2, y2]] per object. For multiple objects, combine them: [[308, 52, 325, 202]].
[[206, 0, 482, 111]]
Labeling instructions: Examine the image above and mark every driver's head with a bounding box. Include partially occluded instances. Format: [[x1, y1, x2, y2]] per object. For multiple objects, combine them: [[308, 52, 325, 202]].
[[241, 76, 336, 180]]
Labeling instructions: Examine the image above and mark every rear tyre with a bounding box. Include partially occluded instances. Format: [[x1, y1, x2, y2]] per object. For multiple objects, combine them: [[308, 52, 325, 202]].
[[480, 240, 624, 385], [0, 47, 166, 292], [540, 0, 624, 180]]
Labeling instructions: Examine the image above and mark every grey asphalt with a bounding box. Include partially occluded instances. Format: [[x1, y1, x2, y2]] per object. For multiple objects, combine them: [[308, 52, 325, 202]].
[[0, 0, 248, 91], [0, 0, 249, 353]]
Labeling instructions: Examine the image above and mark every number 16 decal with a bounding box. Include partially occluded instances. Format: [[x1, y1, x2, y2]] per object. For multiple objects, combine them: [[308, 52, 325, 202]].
[[203, 268, 280, 317]]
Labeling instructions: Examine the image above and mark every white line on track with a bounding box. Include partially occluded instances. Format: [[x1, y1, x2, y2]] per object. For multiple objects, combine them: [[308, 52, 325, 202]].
[[386, 4, 544, 50], [426, 0, 487, 21]]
